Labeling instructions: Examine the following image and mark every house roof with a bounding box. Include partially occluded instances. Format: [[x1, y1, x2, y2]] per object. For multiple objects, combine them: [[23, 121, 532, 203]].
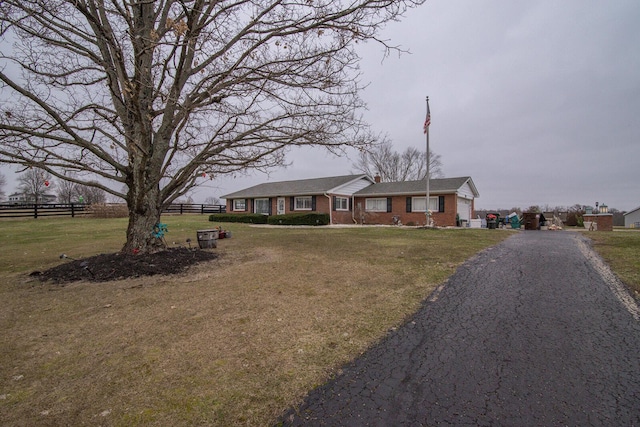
[[354, 176, 479, 197], [222, 174, 373, 199], [623, 206, 640, 216]]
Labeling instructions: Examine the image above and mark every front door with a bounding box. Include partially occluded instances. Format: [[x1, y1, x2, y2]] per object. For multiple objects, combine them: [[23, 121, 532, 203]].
[[277, 197, 285, 215]]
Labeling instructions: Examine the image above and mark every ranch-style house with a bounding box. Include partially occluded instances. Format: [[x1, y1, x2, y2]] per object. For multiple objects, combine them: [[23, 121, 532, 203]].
[[222, 174, 479, 227]]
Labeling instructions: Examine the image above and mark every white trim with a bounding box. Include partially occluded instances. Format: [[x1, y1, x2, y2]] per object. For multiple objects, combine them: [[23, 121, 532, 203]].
[[254, 198, 270, 215], [411, 196, 438, 212], [233, 199, 246, 211], [295, 196, 312, 211], [277, 197, 286, 215], [335, 196, 349, 211], [365, 198, 387, 212]]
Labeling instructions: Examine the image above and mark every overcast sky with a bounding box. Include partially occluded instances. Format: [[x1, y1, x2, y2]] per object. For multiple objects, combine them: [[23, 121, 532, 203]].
[[206, 0, 640, 211], [2, 0, 639, 211]]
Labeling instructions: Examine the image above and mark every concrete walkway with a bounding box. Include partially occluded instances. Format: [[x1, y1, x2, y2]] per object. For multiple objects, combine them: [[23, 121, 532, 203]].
[[281, 231, 640, 426]]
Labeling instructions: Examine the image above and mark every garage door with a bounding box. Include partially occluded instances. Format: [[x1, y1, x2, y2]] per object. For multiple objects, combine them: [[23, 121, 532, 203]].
[[457, 197, 472, 221]]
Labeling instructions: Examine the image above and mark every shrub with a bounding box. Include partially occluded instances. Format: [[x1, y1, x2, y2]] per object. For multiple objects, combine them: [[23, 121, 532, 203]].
[[209, 213, 330, 225], [209, 213, 268, 224], [267, 213, 330, 226]]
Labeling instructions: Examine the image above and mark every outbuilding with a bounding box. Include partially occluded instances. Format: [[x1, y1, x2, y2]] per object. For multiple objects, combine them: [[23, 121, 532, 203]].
[[624, 206, 640, 228]]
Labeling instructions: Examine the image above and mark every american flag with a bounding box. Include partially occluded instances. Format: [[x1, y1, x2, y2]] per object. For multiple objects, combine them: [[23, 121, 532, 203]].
[[423, 101, 431, 134]]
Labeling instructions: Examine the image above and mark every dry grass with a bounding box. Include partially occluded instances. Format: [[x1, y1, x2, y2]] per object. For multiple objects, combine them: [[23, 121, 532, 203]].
[[583, 228, 640, 295], [86, 203, 129, 218], [0, 217, 510, 426]]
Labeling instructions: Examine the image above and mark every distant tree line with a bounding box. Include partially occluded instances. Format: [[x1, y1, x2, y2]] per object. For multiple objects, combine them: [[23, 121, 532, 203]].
[[1, 169, 107, 204]]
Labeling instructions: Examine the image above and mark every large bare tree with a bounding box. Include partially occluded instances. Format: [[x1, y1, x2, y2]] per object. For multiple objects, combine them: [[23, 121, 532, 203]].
[[0, 0, 424, 253], [352, 137, 443, 182]]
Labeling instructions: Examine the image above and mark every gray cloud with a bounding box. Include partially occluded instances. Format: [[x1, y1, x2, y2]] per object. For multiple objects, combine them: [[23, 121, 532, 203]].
[[347, 0, 640, 210], [2, 0, 638, 211]]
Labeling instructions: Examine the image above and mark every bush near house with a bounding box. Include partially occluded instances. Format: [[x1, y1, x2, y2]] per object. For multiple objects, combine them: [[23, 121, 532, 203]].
[[209, 212, 330, 226], [209, 213, 268, 224], [267, 213, 330, 226]]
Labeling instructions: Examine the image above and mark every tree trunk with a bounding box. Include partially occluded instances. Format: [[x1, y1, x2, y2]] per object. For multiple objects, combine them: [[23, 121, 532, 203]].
[[122, 186, 165, 254]]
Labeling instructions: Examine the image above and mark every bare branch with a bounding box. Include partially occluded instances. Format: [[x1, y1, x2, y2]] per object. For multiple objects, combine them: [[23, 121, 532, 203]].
[[0, 0, 426, 252], [352, 137, 443, 181]]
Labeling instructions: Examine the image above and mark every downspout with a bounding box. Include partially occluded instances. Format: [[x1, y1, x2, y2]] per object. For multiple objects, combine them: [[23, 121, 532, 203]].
[[352, 196, 358, 224], [324, 193, 333, 225]]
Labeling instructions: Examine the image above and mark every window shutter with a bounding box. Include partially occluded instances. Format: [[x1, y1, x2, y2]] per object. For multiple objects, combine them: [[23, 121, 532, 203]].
[[439, 196, 445, 213], [230, 200, 234, 212], [268, 198, 273, 215], [332, 196, 337, 211], [290, 197, 294, 211], [349, 198, 353, 212], [406, 197, 412, 213], [250, 199, 254, 213], [311, 195, 317, 211], [387, 197, 392, 213]]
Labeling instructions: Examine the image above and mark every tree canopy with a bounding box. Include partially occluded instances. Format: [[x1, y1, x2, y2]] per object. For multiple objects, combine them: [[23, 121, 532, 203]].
[[0, 0, 424, 252]]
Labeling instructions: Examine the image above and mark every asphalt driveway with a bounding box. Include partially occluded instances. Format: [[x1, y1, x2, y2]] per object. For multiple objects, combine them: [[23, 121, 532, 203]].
[[281, 231, 640, 426]]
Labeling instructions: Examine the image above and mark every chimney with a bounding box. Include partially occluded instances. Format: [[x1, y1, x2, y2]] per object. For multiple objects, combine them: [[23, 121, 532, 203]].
[[374, 174, 381, 183]]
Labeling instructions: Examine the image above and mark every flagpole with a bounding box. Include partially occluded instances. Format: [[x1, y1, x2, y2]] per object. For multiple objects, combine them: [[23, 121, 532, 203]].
[[425, 96, 430, 226]]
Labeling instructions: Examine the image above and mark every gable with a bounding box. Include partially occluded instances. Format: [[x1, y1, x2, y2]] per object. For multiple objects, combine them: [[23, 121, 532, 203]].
[[331, 177, 372, 195], [457, 181, 476, 199]]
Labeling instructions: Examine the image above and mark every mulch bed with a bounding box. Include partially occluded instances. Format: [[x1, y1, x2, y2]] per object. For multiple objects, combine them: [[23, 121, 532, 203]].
[[33, 247, 218, 284]]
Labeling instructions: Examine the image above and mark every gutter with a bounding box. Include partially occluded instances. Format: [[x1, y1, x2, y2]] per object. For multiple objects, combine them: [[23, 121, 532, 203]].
[[352, 196, 358, 224]]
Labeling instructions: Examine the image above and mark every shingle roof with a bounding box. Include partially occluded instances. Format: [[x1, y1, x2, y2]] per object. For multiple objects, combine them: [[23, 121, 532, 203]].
[[623, 206, 640, 216], [222, 174, 372, 199], [354, 176, 478, 197]]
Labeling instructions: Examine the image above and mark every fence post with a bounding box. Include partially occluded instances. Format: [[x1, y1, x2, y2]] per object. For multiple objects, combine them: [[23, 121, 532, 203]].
[[71, 203, 75, 217], [34, 204, 38, 219], [201, 204, 204, 214]]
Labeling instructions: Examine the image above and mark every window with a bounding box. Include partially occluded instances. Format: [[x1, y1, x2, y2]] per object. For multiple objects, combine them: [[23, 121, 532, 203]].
[[233, 199, 246, 211], [365, 198, 387, 212], [335, 196, 349, 211], [295, 196, 312, 210], [412, 197, 426, 212], [411, 197, 439, 212], [254, 198, 270, 215]]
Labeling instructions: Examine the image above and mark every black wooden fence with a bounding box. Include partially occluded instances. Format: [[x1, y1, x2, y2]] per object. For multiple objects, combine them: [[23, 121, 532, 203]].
[[0, 203, 89, 219], [162, 204, 226, 215], [0, 203, 226, 219]]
